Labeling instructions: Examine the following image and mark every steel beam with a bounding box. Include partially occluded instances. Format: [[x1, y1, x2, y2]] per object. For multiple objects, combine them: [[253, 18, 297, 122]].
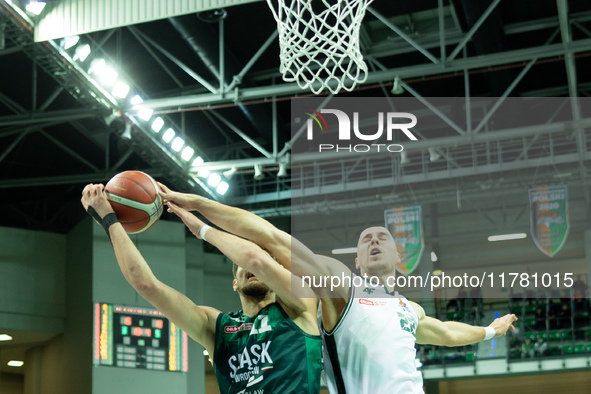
[[209, 110, 273, 159], [293, 117, 591, 163], [39, 130, 100, 172], [292, 152, 590, 199], [231, 151, 590, 205], [127, 26, 218, 94], [447, 0, 502, 62], [127, 26, 184, 88], [557, 0, 586, 180], [0, 108, 98, 126], [472, 28, 560, 134], [132, 38, 591, 111], [227, 30, 278, 91], [0, 170, 163, 189], [400, 80, 466, 136], [367, 7, 440, 64]]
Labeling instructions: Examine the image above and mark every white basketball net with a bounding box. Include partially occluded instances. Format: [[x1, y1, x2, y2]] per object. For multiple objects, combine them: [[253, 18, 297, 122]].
[[267, 0, 374, 95]]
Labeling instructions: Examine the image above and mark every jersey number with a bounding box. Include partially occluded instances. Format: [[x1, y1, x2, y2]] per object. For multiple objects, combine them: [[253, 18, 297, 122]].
[[250, 315, 272, 335]]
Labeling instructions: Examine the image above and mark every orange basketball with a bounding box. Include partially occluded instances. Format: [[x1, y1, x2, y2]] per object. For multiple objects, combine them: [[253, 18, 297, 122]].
[[104, 171, 163, 234]]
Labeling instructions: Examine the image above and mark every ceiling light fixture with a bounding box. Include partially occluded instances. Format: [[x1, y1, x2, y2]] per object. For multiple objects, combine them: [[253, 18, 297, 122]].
[[171, 137, 184, 152], [223, 166, 237, 180], [216, 181, 229, 195], [488, 233, 527, 242], [254, 164, 264, 180], [332, 247, 358, 255], [162, 128, 175, 143], [151, 117, 164, 132], [73, 44, 91, 62], [391, 76, 404, 95], [25, 1, 45, 15], [181, 147, 194, 162]]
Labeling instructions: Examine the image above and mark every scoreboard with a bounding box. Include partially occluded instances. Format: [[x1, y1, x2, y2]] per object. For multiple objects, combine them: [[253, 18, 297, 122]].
[[93, 303, 188, 372]]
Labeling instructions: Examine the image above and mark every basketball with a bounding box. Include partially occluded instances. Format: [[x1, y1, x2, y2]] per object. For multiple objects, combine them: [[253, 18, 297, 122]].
[[104, 171, 163, 234]]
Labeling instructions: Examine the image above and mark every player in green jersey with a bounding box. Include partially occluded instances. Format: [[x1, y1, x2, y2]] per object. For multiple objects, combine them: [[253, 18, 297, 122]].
[[81, 183, 321, 394]]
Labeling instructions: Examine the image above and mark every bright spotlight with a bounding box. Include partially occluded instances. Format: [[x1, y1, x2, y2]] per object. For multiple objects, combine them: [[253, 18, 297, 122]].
[[73, 44, 91, 62], [192, 156, 204, 167], [138, 108, 153, 121], [151, 117, 164, 132], [162, 128, 175, 143], [25, 1, 45, 15], [88, 58, 106, 75], [112, 82, 130, 99], [99, 67, 118, 86], [207, 173, 221, 187], [197, 169, 210, 178], [216, 181, 229, 195], [171, 137, 184, 152], [61, 35, 80, 50], [181, 147, 194, 161], [131, 95, 143, 105]]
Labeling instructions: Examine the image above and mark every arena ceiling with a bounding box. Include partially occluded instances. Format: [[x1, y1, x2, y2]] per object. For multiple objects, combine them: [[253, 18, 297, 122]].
[[0, 0, 590, 234]]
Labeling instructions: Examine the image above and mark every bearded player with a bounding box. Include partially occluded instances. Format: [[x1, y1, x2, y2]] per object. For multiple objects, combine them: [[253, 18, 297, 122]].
[[158, 183, 517, 394], [81, 183, 322, 394]]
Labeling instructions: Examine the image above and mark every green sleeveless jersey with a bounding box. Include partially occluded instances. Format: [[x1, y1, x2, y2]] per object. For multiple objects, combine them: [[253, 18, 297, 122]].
[[213, 302, 322, 394]]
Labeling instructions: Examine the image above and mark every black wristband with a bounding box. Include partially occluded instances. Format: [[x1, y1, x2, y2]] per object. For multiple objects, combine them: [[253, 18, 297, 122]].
[[101, 213, 119, 241], [87, 206, 103, 225], [86, 206, 119, 242]]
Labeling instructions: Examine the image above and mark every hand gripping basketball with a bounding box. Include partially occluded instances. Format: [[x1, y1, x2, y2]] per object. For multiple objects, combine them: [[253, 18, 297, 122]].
[[81, 183, 119, 241], [104, 171, 163, 234]]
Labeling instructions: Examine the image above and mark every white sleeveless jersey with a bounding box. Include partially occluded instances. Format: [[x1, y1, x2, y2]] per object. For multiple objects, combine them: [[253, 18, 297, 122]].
[[321, 274, 424, 393]]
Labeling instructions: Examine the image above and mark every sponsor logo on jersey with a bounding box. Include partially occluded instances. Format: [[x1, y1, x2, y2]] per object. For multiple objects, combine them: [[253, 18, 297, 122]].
[[228, 341, 274, 381], [359, 299, 387, 306], [236, 389, 265, 394], [225, 323, 253, 333]]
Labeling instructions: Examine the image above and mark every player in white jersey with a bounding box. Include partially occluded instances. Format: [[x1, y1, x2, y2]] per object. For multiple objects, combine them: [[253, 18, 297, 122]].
[[153, 187, 517, 393], [297, 226, 517, 394]]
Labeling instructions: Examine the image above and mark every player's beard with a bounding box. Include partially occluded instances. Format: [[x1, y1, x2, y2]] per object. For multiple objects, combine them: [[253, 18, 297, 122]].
[[241, 281, 270, 298]]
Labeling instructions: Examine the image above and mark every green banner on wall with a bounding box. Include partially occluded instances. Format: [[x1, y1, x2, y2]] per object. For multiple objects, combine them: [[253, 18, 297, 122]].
[[384, 205, 424, 275], [529, 184, 569, 258]]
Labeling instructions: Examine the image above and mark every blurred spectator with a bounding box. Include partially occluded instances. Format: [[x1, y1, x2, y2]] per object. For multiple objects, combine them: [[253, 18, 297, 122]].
[[417, 346, 427, 365], [456, 287, 468, 311], [549, 300, 561, 329], [557, 299, 571, 329], [521, 338, 535, 359], [434, 288, 443, 320], [534, 338, 547, 357], [446, 287, 468, 312], [469, 286, 483, 319], [573, 275, 587, 299], [427, 346, 441, 364], [534, 306, 546, 330]]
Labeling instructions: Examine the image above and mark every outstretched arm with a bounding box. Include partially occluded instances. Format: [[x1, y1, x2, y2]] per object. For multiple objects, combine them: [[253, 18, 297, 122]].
[[158, 183, 351, 298], [410, 301, 517, 346], [81, 184, 219, 355], [166, 201, 319, 334], [158, 182, 291, 267]]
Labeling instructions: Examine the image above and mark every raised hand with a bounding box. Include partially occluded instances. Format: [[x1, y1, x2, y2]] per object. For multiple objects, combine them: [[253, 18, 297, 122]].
[[81, 183, 115, 220], [489, 314, 518, 337], [166, 200, 207, 239], [157, 182, 196, 211]]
